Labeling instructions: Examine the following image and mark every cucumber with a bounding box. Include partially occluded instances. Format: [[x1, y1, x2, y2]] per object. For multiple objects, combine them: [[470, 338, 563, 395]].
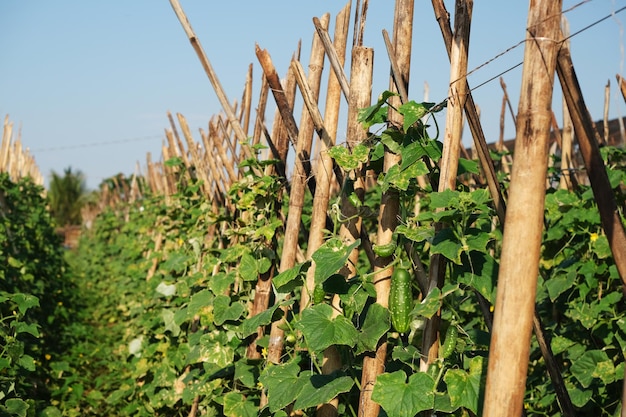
[[441, 324, 459, 359], [373, 242, 397, 257], [389, 267, 413, 334]]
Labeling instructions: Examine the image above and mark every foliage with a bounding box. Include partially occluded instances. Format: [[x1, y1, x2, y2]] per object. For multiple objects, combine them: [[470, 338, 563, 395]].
[[0, 173, 73, 416], [29, 94, 626, 416]]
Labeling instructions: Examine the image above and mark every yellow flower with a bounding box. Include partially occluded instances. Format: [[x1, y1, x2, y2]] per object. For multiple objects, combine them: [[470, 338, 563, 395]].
[[489, 305, 495, 313], [45, 354, 52, 360], [590, 232, 599, 242]]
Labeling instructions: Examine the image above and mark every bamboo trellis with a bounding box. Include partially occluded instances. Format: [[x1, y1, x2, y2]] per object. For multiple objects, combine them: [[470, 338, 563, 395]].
[[0, 115, 44, 186]]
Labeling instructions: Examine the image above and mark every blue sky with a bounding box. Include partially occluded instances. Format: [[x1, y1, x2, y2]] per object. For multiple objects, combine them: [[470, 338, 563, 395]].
[[1, 1, 624, 190]]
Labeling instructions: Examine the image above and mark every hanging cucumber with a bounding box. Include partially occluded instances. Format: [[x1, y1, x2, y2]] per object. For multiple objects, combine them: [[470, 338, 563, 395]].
[[389, 267, 413, 334], [441, 323, 459, 359]]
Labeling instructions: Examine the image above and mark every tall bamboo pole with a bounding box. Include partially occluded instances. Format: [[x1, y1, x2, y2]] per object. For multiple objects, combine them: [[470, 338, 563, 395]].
[[421, 0, 472, 372], [482, 1, 562, 416], [358, 2, 412, 417]]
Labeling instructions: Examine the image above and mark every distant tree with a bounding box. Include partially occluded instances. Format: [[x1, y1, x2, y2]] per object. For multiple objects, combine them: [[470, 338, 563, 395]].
[[48, 167, 87, 226]]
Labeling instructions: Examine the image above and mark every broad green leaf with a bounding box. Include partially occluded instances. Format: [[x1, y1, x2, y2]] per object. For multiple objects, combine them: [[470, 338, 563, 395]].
[[550, 335, 576, 355], [570, 349, 615, 388], [565, 379, 593, 408], [312, 238, 361, 285], [356, 303, 390, 354], [429, 189, 460, 209], [11, 321, 39, 337], [372, 370, 435, 417], [164, 156, 183, 167], [443, 356, 485, 414], [431, 228, 463, 265], [11, 293, 39, 315], [293, 373, 354, 410], [161, 251, 189, 273], [240, 301, 289, 337], [223, 392, 258, 417], [382, 160, 429, 192], [410, 287, 442, 319], [454, 252, 498, 304], [239, 253, 258, 281], [3, 398, 29, 417], [338, 282, 371, 319], [273, 261, 310, 292], [213, 295, 246, 326], [296, 304, 359, 352], [567, 303, 596, 329], [162, 309, 181, 337], [40, 406, 62, 417], [234, 359, 258, 388], [399, 101, 433, 130], [187, 290, 213, 317], [327, 144, 369, 171], [18, 354, 36, 371], [260, 361, 308, 412], [396, 224, 433, 243], [186, 333, 234, 368], [399, 141, 428, 169], [457, 158, 479, 175], [592, 234, 612, 259], [545, 269, 576, 302]]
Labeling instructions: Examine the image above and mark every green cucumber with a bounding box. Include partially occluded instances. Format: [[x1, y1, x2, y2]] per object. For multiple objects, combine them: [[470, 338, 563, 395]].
[[389, 267, 413, 334], [441, 324, 459, 359]]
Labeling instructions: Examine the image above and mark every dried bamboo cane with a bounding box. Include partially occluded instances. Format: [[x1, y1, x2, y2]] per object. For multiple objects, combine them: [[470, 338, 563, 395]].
[[482, 1, 562, 416], [557, 37, 626, 287], [265, 14, 329, 370], [168, 0, 252, 161], [431, 0, 506, 222], [359, 2, 412, 416], [421, 0, 472, 373]]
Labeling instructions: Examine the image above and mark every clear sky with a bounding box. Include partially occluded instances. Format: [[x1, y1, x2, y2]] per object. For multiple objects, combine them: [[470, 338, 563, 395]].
[[1, 1, 624, 190]]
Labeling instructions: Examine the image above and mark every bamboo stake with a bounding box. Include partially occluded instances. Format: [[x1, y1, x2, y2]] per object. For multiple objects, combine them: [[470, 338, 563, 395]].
[[482, 2, 562, 416], [382, 29, 409, 104], [421, 0, 472, 373], [560, 19, 575, 191], [266, 14, 329, 369], [252, 76, 270, 146], [431, 0, 507, 223], [359, 2, 412, 416], [313, 16, 350, 102], [168, 0, 252, 161], [557, 37, 626, 287]]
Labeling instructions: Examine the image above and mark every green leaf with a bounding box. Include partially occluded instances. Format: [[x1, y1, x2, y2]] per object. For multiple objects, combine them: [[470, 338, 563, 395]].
[[3, 398, 29, 417], [431, 228, 463, 265], [240, 302, 289, 338], [410, 287, 442, 319], [239, 253, 258, 281], [396, 224, 433, 243], [399, 101, 433, 130], [545, 269, 576, 302], [454, 252, 498, 304], [570, 349, 615, 388], [356, 303, 391, 354], [273, 261, 310, 293], [293, 373, 354, 410], [223, 392, 258, 417], [11, 293, 39, 315], [328, 144, 370, 171], [592, 234, 612, 259], [312, 238, 361, 286], [260, 361, 308, 412], [164, 156, 183, 167], [213, 295, 246, 326], [162, 309, 181, 337], [550, 335, 576, 355], [11, 321, 40, 337], [296, 304, 359, 352], [161, 251, 189, 273], [429, 189, 460, 209], [565, 379, 593, 408], [443, 356, 485, 414], [457, 158, 479, 175], [187, 290, 213, 317], [383, 160, 429, 192], [372, 370, 435, 417], [234, 359, 258, 388]]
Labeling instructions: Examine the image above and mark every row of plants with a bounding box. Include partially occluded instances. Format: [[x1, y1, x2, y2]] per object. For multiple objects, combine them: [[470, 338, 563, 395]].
[[0, 173, 75, 417], [8, 92, 625, 416]]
